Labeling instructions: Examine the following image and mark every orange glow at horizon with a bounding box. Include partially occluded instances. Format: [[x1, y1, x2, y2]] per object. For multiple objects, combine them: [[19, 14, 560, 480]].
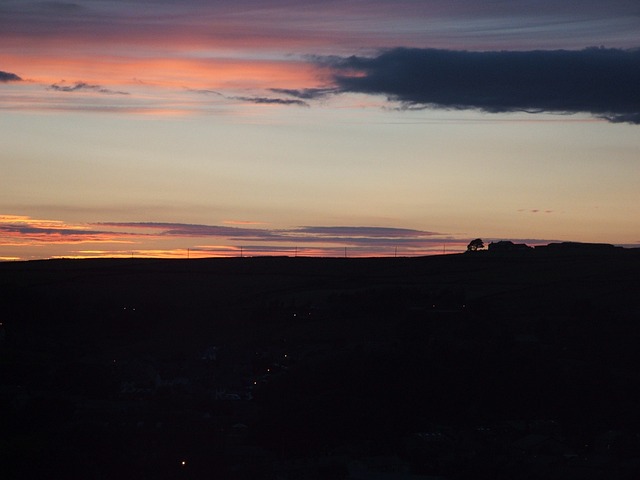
[[59, 249, 224, 260]]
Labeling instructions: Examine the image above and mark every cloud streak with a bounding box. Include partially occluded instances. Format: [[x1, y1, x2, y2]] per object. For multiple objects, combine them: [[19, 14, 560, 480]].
[[0, 215, 135, 245], [48, 81, 129, 95], [188, 88, 309, 107], [270, 88, 338, 100], [96, 222, 272, 239], [97, 222, 445, 247], [231, 96, 309, 107], [326, 47, 640, 124]]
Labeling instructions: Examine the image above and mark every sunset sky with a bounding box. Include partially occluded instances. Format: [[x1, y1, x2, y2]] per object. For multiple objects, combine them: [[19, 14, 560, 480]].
[[2, 0, 639, 260]]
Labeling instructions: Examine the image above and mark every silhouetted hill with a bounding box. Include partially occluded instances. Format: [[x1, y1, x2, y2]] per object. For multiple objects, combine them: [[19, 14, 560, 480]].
[[3, 249, 639, 336]]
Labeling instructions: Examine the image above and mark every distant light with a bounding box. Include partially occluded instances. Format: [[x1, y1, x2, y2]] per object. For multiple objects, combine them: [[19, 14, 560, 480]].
[[181, 460, 187, 466]]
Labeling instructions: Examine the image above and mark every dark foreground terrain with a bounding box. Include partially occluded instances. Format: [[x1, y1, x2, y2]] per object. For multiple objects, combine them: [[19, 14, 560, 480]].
[[2, 246, 640, 479]]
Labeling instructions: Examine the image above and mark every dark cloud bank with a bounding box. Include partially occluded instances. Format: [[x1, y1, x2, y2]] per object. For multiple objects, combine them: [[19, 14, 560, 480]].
[[320, 47, 640, 124], [0, 70, 21, 82]]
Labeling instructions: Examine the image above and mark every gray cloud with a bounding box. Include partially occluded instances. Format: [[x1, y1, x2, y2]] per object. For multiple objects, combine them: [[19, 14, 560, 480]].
[[232, 96, 309, 107], [326, 47, 640, 124], [186, 88, 223, 96], [49, 82, 129, 95], [270, 87, 338, 100], [96, 222, 270, 239], [0, 70, 22, 82], [187, 88, 309, 106]]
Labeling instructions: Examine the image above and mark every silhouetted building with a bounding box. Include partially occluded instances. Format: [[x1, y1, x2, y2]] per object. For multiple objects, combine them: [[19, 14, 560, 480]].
[[488, 240, 532, 255]]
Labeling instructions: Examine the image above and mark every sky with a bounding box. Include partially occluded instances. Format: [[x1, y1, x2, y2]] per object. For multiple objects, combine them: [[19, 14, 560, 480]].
[[1, 0, 639, 260]]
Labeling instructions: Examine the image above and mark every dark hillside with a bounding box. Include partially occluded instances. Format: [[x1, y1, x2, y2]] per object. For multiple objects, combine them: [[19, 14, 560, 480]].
[[1, 250, 640, 479]]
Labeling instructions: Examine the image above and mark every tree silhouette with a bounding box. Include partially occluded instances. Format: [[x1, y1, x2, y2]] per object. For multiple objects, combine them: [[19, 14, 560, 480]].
[[467, 238, 485, 252]]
